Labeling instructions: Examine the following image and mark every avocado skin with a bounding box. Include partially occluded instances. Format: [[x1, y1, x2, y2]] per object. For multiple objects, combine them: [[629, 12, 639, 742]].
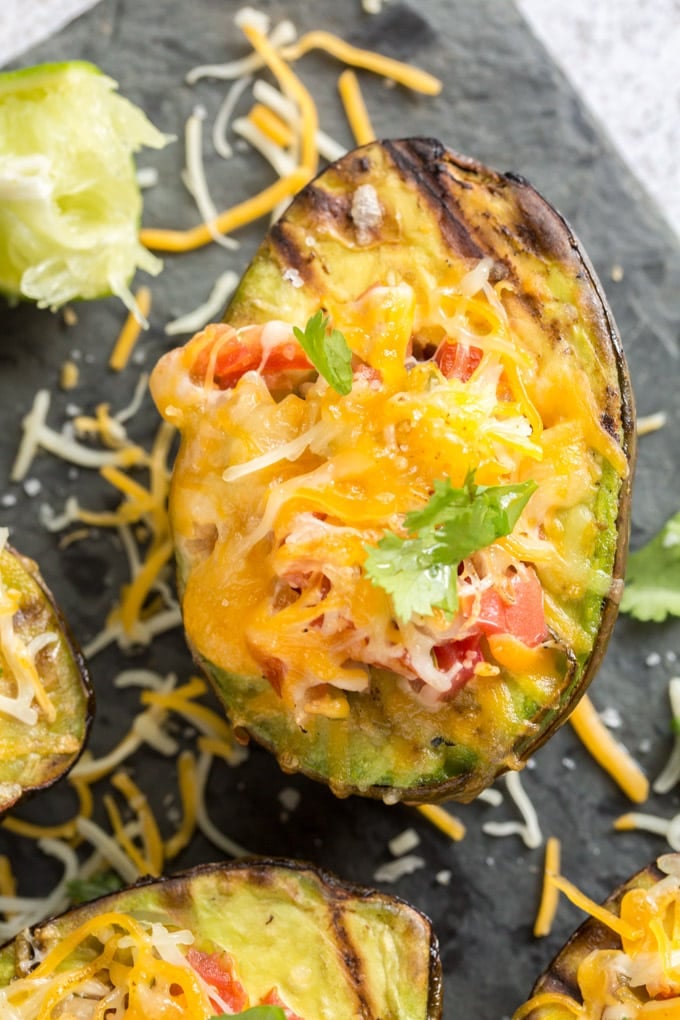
[[0, 858, 442, 1020], [0, 545, 94, 815], [178, 138, 635, 803], [521, 858, 669, 1018]]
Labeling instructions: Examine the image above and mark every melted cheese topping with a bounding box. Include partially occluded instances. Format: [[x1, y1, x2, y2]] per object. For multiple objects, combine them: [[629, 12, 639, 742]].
[[515, 865, 680, 1020], [0, 532, 56, 727], [151, 263, 626, 724]]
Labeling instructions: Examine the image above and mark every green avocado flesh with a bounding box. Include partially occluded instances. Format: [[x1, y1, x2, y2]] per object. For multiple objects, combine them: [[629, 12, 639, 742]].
[[0, 860, 442, 1019], [0, 545, 92, 814], [164, 138, 635, 802]]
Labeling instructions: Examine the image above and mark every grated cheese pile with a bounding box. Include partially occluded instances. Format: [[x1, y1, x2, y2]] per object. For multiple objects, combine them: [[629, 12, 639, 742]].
[[0, 909, 300, 1019], [152, 262, 625, 723]]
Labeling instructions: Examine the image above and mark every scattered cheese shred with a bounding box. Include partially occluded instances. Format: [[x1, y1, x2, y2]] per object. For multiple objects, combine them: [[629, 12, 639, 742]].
[[165, 271, 240, 337], [569, 694, 649, 803], [280, 29, 443, 95], [60, 360, 79, 390], [241, 21, 318, 176], [163, 750, 198, 860], [547, 871, 642, 942], [654, 678, 680, 794], [111, 771, 164, 877], [482, 772, 543, 849], [252, 79, 346, 162], [533, 836, 561, 937], [614, 810, 680, 850], [637, 410, 667, 436], [212, 74, 253, 159], [338, 68, 375, 145], [416, 803, 466, 842], [183, 105, 239, 251], [140, 168, 308, 252], [185, 17, 297, 84], [248, 101, 295, 147], [109, 286, 152, 370]]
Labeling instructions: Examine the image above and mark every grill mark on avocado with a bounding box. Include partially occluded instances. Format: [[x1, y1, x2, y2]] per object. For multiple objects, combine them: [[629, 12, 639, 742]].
[[383, 139, 486, 259], [268, 222, 317, 285], [329, 902, 376, 1019]]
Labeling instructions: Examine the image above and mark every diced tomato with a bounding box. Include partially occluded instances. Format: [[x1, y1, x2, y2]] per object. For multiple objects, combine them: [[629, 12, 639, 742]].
[[433, 634, 484, 694], [435, 341, 483, 381], [186, 947, 248, 1012], [262, 986, 305, 1020], [475, 567, 548, 647], [189, 324, 312, 390]]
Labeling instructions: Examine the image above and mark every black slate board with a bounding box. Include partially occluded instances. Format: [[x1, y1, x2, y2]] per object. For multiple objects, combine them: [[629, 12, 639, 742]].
[[1, 1, 680, 1017]]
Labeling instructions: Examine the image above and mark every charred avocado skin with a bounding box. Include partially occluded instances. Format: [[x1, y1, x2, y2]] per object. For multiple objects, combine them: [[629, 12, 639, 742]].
[[519, 859, 667, 1019], [0, 544, 94, 815], [0, 858, 442, 1020], [171, 137, 634, 803]]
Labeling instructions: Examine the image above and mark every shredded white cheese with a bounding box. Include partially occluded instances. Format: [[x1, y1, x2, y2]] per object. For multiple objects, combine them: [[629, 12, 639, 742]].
[[373, 855, 425, 883], [165, 271, 239, 336], [482, 772, 543, 849]]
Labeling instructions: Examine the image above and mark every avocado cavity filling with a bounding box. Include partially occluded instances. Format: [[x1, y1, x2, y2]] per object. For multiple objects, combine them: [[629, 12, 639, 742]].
[[150, 258, 626, 741]]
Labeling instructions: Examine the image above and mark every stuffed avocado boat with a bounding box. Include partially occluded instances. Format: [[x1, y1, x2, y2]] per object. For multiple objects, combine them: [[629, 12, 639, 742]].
[[0, 858, 442, 1019], [0, 529, 93, 813], [150, 137, 635, 802], [514, 854, 680, 1019]]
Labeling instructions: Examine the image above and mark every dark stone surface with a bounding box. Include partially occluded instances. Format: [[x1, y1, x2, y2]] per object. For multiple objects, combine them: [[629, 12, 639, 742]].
[[1, 1, 680, 1017]]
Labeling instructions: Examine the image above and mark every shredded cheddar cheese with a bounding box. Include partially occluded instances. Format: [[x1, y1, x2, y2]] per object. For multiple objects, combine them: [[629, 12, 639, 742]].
[[338, 69, 375, 145], [533, 836, 561, 937], [514, 859, 680, 1020], [569, 695, 649, 803], [109, 286, 152, 370], [140, 168, 309, 252], [280, 29, 443, 94], [416, 803, 466, 842]]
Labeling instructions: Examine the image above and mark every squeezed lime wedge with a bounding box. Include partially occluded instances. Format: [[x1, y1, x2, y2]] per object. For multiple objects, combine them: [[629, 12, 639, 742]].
[[0, 61, 169, 312]]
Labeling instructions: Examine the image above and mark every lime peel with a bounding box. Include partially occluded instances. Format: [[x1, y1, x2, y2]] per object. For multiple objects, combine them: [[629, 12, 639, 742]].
[[0, 61, 172, 312]]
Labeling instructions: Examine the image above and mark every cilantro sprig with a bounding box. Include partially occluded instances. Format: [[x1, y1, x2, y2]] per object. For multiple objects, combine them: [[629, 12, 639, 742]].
[[293, 310, 353, 395], [364, 473, 537, 623], [620, 510, 680, 622], [66, 871, 124, 905]]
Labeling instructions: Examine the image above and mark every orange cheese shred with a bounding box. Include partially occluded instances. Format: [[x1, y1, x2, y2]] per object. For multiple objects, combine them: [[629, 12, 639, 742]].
[[281, 30, 443, 95], [338, 69, 375, 145], [164, 750, 198, 860], [118, 538, 174, 636], [512, 991, 583, 1020], [549, 872, 642, 943], [111, 771, 164, 877], [533, 836, 561, 937], [109, 287, 152, 371], [140, 168, 309, 252], [569, 695, 649, 804], [416, 803, 466, 842], [241, 21, 318, 176], [248, 102, 295, 148]]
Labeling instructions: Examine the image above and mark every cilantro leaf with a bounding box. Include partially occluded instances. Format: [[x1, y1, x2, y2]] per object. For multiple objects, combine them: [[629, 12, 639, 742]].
[[67, 871, 124, 905], [292, 310, 353, 395], [210, 1009, 286, 1020], [364, 474, 536, 623], [620, 511, 680, 622]]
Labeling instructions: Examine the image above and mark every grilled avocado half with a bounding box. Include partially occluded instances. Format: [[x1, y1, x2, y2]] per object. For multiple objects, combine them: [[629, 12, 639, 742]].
[[514, 855, 680, 1019], [151, 138, 635, 803], [0, 540, 93, 814], [0, 859, 442, 1019]]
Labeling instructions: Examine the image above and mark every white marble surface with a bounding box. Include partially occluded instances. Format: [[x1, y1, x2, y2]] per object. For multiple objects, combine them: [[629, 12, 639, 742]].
[[516, 0, 680, 239], [1, 0, 678, 239]]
